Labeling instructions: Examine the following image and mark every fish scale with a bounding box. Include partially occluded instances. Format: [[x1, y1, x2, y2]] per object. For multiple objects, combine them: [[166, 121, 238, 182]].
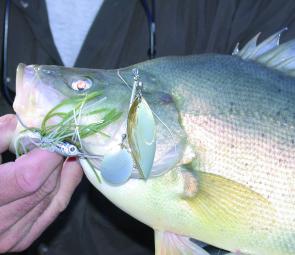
[[133, 52, 295, 254], [140, 55, 295, 188]]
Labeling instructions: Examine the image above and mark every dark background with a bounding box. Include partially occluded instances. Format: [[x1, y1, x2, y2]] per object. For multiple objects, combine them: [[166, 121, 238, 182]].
[[1, 0, 295, 254]]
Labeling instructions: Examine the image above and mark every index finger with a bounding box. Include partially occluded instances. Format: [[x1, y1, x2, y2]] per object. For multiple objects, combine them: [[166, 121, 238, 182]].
[[0, 149, 63, 205]]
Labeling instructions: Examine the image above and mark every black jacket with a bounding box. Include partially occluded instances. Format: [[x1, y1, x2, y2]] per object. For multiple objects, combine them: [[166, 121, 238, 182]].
[[1, 1, 295, 254]]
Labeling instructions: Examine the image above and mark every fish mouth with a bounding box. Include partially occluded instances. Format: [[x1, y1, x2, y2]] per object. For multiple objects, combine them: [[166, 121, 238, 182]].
[[14, 63, 66, 128], [14, 63, 34, 117], [13, 64, 125, 146]]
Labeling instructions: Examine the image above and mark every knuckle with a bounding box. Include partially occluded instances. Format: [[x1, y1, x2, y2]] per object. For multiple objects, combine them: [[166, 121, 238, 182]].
[[15, 165, 41, 193], [36, 177, 58, 199]]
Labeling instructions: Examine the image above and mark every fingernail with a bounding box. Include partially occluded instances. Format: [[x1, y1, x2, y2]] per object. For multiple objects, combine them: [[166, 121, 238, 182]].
[[67, 156, 77, 162]]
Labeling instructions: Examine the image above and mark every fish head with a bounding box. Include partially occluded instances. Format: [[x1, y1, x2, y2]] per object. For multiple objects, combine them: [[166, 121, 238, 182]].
[[13, 62, 184, 171], [14, 63, 131, 122], [13, 64, 133, 153]]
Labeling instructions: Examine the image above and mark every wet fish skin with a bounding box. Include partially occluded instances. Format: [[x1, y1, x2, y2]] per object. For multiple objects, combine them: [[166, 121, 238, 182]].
[[12, 51, 295, 255]]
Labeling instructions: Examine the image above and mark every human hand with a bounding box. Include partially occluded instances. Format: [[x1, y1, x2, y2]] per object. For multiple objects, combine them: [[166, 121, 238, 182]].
[[0, 114, 83, 253]]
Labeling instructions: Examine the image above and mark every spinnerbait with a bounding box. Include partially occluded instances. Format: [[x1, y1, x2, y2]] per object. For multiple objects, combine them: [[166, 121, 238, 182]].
[[44, 140, 102, 159], [48, 141, 82, 157]]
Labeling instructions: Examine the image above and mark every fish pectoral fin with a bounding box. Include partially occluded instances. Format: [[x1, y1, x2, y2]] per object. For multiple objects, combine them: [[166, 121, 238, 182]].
[[155, 230, 210, 255]]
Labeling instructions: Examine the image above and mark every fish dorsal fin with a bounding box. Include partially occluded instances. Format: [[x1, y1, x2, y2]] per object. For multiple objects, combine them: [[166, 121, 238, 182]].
[[233, 28, 295, 77]]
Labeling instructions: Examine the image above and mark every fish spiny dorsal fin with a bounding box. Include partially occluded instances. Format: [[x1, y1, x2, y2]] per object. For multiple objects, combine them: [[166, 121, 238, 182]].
[[233, 28, 295, 78]]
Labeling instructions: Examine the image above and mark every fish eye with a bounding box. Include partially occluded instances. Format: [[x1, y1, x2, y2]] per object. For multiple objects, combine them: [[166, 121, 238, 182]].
[[71, 78, 92, 91], [69, 146, 77, 153]]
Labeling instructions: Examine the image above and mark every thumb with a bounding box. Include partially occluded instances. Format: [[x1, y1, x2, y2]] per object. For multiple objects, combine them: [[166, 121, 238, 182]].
[[0, 114, 17, 154]]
